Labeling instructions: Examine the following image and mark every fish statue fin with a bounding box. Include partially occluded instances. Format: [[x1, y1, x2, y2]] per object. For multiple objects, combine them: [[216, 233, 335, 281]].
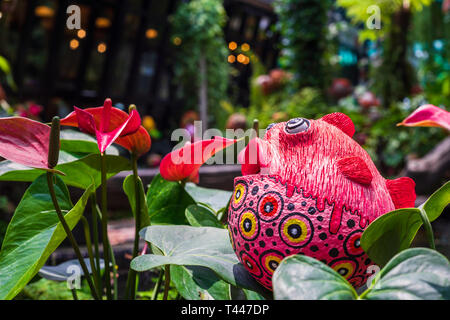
[[337, 156, 373, 186], [386, 177, 416, 209], [321, 112, 355, 138]]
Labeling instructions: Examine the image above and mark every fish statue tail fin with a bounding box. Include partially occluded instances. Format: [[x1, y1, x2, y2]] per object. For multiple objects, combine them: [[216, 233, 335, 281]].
[[386, 177, 416, 209]]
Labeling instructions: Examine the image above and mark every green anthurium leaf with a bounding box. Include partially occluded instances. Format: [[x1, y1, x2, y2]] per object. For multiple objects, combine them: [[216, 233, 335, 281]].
[[0, 174, 93, 299], [123, 174, 150, 228], [146, 174, 194, 225], [420, 181, 450, 222], [360, 208, 423, 267], [57, 154, 130, 189], [185, 204, 224, 228], [361, 248, 450, 300], [131, 225, 265, 293], [0, 154, 130, 189], [229, 286, 267, 300], [361, 181, 450, 267], [272, 254, 357, 300], [60, 130, 119, 155], [0, 151, 84, 181], [185, 183, 232, 213], [243, 288, 266, 300], [170, 265, 230, 300]]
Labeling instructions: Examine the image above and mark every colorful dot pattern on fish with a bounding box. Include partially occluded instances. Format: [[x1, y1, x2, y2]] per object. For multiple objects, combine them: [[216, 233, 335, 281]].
[[227, 113, 416, 290]]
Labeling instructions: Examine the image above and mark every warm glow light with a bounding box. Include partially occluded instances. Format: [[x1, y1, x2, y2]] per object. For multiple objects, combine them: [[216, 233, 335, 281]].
[[228, 41, 237, 50], [146, 28, 158, 39], [237, 54, 246, 63], [77, 29, 86, 39], [228, 55, 236, 63], [243, 56, 250, 64], [96, 17, 111, 28], [97, 42, 107, 53], [69, 39, 79, 50], [35, 6, 54, 18], [241, 43, 250, 52], [173, 37, 182, 46]]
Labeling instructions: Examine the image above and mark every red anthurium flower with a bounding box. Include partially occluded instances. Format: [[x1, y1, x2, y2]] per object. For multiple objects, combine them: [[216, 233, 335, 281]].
[[0, 117, 51, 169], [60, 98, 151, 155], [397, 104, 450, 131], [160, 136, 237, 183]]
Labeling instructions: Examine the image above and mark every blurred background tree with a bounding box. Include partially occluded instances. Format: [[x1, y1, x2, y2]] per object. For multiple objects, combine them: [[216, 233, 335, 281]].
[[171, 0, 230, 130], [274, 0, 332, 91], [338, 0, 433, 107]]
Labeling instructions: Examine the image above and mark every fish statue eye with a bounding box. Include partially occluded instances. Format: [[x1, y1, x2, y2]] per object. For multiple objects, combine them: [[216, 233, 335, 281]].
[[266, 123, 276, 132], [285, 118, 310, 134]]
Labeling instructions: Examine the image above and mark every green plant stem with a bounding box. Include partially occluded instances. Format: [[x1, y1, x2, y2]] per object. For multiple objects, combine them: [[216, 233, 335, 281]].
[[419, 208, 436, 250], [125, 153, 141, 299], [163, 265, 170, 300], [90, 194, 102, 296], [71, 288, 78, 300], [109, 241, 118, 300], [45, 172, 99, 300], [100, 153, 113, 300], [151, 270, 164, 300], [80, 216, 101, 299]]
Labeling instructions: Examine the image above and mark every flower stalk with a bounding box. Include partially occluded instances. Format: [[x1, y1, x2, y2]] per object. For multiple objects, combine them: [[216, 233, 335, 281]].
[[125, 151, 141, 299], [46, 117, 99, 300], [100, 152, 113, 300]]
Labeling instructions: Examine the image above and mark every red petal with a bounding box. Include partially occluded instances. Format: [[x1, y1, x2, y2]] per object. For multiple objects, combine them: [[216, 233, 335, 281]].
[[116, 127, 151, 156], [61, 106, 151, 155], [120, 109, 141, 136], [397, 104, 450, 131], [96, 109, 142, 153], [0, 117, 50, 169], [74, 107, 96, 134], [160, 136, 237, 182]]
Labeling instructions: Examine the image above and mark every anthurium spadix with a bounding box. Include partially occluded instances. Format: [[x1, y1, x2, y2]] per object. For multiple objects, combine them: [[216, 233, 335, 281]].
[[160, 136, 237, 183], [61, 98, 151, 156], [0, 116, 60, 172], [397, 104, 450, 131]]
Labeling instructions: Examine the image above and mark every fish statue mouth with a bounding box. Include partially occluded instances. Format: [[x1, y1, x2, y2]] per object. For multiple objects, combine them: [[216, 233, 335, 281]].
[[227, 174, 372, 290]]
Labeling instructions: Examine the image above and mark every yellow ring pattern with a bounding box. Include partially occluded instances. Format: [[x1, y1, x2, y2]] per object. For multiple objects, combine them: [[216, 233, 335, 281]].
[[333, 262, 355, 279], [283, 218, 308, 243], [264, 255, 282, 273], [240, 211, 256, 238], [233, 184, 245, 206]]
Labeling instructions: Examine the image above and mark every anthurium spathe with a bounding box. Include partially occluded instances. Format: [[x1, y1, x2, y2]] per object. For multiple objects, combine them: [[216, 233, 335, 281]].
[[397, 104, 450, 131], [60, 98, 151, 155], [160, 136, 236, 183], [0, 116, 52, 170]]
